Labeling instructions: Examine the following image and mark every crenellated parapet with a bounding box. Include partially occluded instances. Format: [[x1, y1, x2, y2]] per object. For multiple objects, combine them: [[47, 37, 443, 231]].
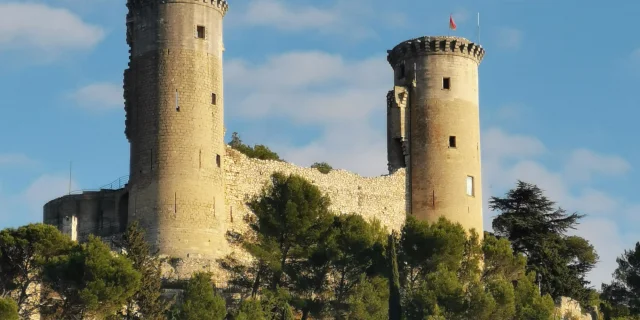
[[126, 0, 229, 16], [387, 36, 485, 67]]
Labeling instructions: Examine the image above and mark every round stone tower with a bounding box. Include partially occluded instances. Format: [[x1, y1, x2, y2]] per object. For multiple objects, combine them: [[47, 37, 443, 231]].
[[123, 0, 228, 259], [386, 36, 486, 235]]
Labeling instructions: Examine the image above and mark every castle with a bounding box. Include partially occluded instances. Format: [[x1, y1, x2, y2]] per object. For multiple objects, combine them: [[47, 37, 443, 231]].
[[43, 0, 485, 279]]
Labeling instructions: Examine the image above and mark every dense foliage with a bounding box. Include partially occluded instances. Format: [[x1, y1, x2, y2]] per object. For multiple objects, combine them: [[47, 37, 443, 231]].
[[600, 242, 640, 319], [490, 180, 599, 308], [1, 173, 632, 319], [310, 162, 333, 174], [229, 132, 283, 161]]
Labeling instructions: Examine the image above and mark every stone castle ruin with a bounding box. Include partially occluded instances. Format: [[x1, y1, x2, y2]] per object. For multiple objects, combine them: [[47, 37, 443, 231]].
[[41, 1, 594, 318]]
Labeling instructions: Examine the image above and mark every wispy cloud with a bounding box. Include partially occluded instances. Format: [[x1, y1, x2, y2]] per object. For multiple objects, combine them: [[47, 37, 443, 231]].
[[0, 173, 79, 228], [0, 153, 38, 167], [0, 3, 104, 55], [229, 0, 404, 39], [494, 27, 523, 50], [226, 50, 389, 175], [481, 127, 637, 287], [68, 82, 124, 111]]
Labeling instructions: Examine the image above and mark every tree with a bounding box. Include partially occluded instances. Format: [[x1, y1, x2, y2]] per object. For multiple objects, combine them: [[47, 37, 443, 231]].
[[234, 298, 267, 320], [513, 272, 556, 320], [311, 162, 333, 174], [229, 132, 282, 161], [489, 180, 598, 304], [387, 231, 403, 320], [245, 172, 334, 292], [344, 275, 388, 320], [0, 223, 75, 318], [601, 242, 640, 319], [0, 297, 19, 320], [177, 272, 226, 320], [117, 221, 171, 319], [41, 235, 142, 319]]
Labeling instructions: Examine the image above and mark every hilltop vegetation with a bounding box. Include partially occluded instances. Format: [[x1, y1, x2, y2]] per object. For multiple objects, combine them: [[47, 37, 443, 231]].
[[1, 172, 639, 319]]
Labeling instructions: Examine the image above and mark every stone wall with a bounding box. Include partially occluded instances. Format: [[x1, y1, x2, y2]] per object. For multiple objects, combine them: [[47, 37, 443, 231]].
[[554, 297, 598, 320], [161, 146, 407, 281], [43, 189, 129, 243], [224, 146, 407, 233]]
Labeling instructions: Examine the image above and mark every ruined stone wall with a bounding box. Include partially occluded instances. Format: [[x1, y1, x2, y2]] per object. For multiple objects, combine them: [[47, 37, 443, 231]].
[[43, 189, 129, 242], [554, 297, 598, 320], [162, 146, 407, 281]]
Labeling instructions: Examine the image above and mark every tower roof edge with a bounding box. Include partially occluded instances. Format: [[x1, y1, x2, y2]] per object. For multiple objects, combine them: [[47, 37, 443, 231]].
[[387, 35, 485, 66], [126, 0, 229, 16]]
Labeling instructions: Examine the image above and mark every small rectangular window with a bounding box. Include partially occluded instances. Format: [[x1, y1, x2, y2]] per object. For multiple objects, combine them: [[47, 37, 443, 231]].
[[398, 63, 405, 79], [449, 136, 457, 148], [197, 25, 206, 39], [443, 77, 451, 90], [212, 93, 217, 105], [466, 176, 474, 196], [216, 155, 221, 168]]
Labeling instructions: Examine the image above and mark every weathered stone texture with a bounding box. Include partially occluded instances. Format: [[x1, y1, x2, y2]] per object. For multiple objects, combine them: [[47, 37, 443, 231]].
[[554, 297, 596, 320], [43, 189, 129, 243], [224, 147, 407, 232], [387, 36, 485, 236], [124, 0, 227, 260]]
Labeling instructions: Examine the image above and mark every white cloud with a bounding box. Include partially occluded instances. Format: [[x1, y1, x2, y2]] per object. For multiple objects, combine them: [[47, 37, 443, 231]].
[[239, 0, 339, 31], [482, 128, 546, 162], [494, 27, 523, 50], [0, 3, 104, 53], [69, 83, 124, 111], [0, 173, 79, 228], [226, 50, 390, 176], [564, 148, 631, 183], [481, 127, 637, 287], [452, 7, 470, 24], [229, 0, 401, 39], [0, 153, 38, 167]]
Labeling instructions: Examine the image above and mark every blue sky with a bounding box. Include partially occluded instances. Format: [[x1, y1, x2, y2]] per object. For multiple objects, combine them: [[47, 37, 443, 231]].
[[1, 0, 639, 288]]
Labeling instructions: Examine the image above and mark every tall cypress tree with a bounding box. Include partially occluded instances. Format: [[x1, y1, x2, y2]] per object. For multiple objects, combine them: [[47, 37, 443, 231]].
[[388, 231, 403, 320]]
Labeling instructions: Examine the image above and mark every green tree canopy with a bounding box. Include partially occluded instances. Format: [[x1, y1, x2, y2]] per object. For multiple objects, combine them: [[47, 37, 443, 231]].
[[311, 162, 333, 174], [0, 223, 75, 318], [229, 132, 282, 161], [601, 242, 640, 319], [42, 235, 142, 319], [117, 221, 171, 319], [0, 297, 19, 320], [177, 272, 226, 320], [489, 180, 598, 305]]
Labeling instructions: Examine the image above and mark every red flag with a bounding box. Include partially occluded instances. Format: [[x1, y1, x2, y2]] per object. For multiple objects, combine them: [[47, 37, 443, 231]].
[[449, 14, 457, 30]]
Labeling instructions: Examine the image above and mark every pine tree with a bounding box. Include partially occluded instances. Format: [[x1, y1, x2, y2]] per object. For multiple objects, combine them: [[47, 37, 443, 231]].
[[388, 231, 403, 320], [119, 221, 171, 319]]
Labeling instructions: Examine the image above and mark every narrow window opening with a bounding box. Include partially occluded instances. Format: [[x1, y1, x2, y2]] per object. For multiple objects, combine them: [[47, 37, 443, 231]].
[[443, 77, 451, 90], [449, 136, 457, 148], [398, 63, 405, 79], [196, 25, 206, 39], [199, 150, 202, 169], [216, 154, 221, 168], [175, 90, 180, 111], [466, 176, 474, 196], [212, 93, 217, 105], [150, 149, 153, 171]]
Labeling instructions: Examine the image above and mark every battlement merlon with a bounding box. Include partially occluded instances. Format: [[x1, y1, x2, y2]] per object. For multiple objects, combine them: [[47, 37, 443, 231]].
[[387, 36, 485, 67], [126, 0, 229, 17]]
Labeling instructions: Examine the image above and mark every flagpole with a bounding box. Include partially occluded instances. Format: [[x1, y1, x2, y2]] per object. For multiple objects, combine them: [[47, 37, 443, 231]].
[[68, 161, 72, 195], [477, 12, 481, 44]]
